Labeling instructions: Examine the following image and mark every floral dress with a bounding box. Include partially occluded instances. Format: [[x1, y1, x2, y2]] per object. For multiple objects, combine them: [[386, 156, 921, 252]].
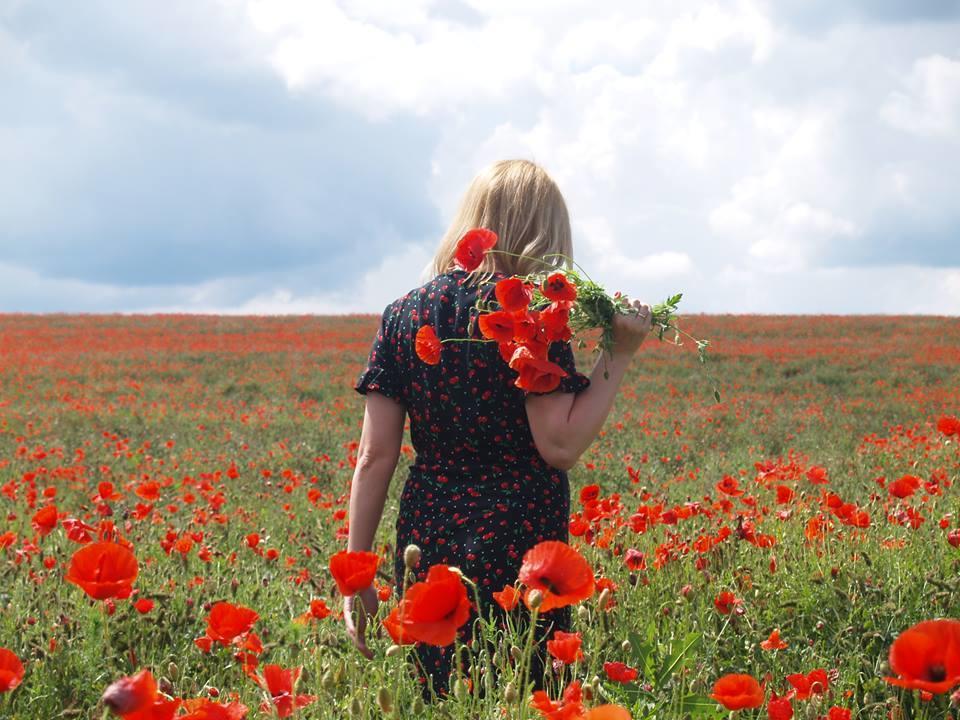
[[354, 268, 591, 699]]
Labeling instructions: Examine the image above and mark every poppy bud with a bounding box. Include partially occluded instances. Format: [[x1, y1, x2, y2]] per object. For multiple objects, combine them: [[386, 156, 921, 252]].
[[597, 588, 611, 610], [386, 644, 402, 658], [527, 589, 544, 610], [680, 584, 694, 600], [350, 697, 362, 715], [578, 605, 590, 622], [504, 681, 518, 703], [621, 639, 632, 653], [510, 646, 523, 662], [454, 678, 469, 701], [403, 544, 421, 570], [582, 683, 594, 701], [412, 697, 425, 713], [376, 686, 393, 713], [167, 662, 179, 680], [321, 670, 335, 691]]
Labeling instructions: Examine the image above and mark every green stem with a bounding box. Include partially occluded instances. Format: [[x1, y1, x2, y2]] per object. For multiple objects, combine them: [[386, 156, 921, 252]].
[[517, 605, 540, 720]]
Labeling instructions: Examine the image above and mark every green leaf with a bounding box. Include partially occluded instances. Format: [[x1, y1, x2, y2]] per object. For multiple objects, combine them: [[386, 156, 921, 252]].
[[678, 694, 726, 718]]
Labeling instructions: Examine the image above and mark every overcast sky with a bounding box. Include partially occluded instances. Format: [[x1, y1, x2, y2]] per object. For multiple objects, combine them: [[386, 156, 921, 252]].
[[2, 0, 959, 314]]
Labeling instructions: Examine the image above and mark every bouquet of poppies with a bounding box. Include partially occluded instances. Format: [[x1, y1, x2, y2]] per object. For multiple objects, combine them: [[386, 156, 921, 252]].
[[415, 228, 718, 400]]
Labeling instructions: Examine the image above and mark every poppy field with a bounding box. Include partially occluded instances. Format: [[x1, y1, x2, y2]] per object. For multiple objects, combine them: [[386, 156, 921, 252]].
[[1, 312, 959, 719]]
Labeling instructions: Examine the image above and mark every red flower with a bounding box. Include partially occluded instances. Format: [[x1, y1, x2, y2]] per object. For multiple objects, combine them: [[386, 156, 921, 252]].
[[32, 505, 59, 537], [382, 564, 471, 647], [716, 475, 744, 496], [179, 698, 249, 720], [454, 228, 497, 272], [714, 591, 739, 615], [885, 619, 960, 694], [827, 708, 851, 720], [937, 415, 960, 437], [542, 272, 577, 302], [415, 325, 442, 365], [760, 629, 788, 651], [530, 679, 585, 719], [0, 648, 24, 693], [889, 475, 921, 499], [478, 311, 516, 343], [603, 661, 639, 684], [508, 346, 568, 393], [66, 541, 138, 600], [101, 669, 159, 715], [206, 602, 259, 645], [767, 690, 793, 720], [786, 669, 829, 700], [253, 665, 317, 718], [492, 584, 521, 612], [710, 674, 765, 710], [539, 303, 572, 343], [133, 599, 155, 615], [328, 550, 380, 597], [518, 540, 594, 612], [547, 630, 584, 664], [495, 277, 533, 312]]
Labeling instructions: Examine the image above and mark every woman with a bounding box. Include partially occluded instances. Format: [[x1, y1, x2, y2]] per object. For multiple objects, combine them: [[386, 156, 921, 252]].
[[344, 158, 653, 701]]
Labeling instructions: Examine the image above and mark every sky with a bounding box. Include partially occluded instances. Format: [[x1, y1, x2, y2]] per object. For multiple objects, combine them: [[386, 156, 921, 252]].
[[1, 0, 959, 315]]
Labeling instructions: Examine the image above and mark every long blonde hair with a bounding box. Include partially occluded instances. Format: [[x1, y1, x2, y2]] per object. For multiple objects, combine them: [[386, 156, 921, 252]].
[[429, 159, 574, 286]]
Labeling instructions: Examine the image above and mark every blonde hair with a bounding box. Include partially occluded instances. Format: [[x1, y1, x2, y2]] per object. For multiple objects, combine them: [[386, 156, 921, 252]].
[[429, 159, 574, 286]]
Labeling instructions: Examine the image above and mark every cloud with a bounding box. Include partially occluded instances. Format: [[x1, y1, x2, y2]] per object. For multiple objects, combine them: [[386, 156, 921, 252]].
[[1, 0, 959, 314]]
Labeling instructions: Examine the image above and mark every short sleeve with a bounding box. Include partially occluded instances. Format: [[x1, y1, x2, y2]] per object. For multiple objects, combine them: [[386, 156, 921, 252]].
[[354, 302, 405, 404], [526, 339, 592, 396]]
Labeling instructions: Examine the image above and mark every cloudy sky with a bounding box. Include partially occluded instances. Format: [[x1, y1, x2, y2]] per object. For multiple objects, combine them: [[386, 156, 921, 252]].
[[1, 0, 958, 315]]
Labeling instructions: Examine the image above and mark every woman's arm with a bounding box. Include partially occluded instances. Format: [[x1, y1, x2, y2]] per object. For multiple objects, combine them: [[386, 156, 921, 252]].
[[343, 392, 404, 659], [346, 392, 406, 554], [525, 299, 652, 471]]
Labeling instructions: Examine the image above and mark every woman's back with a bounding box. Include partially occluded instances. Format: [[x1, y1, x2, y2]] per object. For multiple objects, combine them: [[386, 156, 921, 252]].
[[355, 268, 590, 479]]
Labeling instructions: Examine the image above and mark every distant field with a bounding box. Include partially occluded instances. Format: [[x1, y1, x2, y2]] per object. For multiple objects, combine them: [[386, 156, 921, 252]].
[[1, 314, 958, 719]]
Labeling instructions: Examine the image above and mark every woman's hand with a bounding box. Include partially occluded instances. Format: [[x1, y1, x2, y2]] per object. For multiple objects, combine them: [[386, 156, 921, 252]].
[[343, 584, 380, 659], [611, 298, 653, 356]]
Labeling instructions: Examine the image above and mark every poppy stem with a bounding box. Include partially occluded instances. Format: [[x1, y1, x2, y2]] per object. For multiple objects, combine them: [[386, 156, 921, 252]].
[[516, 605, 540, 720]]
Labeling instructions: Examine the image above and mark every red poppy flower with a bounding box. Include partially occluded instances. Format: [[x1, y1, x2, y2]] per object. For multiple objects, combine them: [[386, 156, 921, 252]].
[[494, 277, 533, 312], [889, 475, 921, 499], [101, 669, 159, 715], [66, 541, 138, 600], [786, 669, 829, 699], [328, 550, 380, 597], [478, 310, 515, 343], [827, 708, 851, 720], [760, 629, 788, 651], [937, 415, 960, 437], [539, 303, 572, 343], [492, 584, 521, 612], [32, 505, 59, 537], [0, 648, 24, 693], [767, 690, 793, 720], [511, 309, 541, 343], [133, 599, 155, 615], [498, 340, 519, 364], [542, 272, 577, 302], [382, 564, 471, 646], [530, 679, 586, 719], [547, 630, 584, 664], [603, 661, 639, 684], [624, 548, 646, 571], [714, 591, 739, 615], [179, 698, 249, 720], [508, 346, 568, 394], [415, 325, 442, 365], [716, 475, 744, 496], [518, 540, 595, 612], [253, 665, 317, 718], [206, 602, 259, 645], [585, 706, 632, 720], [806, 466, 829, 484], [710, 673, 765, 710], [885, 619, 960, 694], [454, 228, 497, 272]]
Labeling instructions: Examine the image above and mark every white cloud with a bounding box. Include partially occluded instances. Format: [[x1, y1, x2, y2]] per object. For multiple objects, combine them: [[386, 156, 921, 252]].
[[881, 54, 960, 138]]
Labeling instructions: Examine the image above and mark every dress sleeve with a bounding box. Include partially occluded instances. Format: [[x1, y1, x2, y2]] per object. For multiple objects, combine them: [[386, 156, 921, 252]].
[[354, 302, 405, 404], [526, 339, 592, 396]]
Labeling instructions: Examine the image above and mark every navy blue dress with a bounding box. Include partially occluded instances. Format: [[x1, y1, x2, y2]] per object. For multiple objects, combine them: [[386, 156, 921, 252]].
[[353, 268, 591, 700]]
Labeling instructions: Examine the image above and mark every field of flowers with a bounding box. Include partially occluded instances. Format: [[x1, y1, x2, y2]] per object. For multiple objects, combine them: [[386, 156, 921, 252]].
[[0, 313, 958, 719]]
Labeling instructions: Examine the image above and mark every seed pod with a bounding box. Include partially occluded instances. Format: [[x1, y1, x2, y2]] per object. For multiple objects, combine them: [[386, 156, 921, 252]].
[[377, 686, 394, 714]]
